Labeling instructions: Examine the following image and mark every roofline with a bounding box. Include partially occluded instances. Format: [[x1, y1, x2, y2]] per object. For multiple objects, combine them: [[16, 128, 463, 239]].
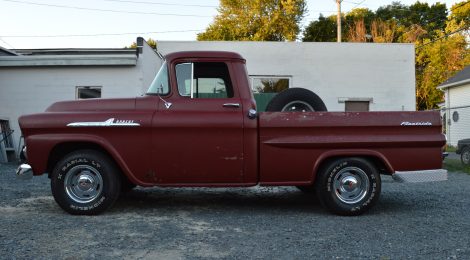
[[0, 46, 18, 56], [438, 78, 470, 90], [157, 40, 415, 46], [0, 54, 137, 67]]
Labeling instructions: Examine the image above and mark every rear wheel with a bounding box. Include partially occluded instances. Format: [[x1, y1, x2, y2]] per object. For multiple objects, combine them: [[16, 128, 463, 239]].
[[315, 157, 381, 216], [51, 150, 121, 215], [266, 88, 327, 112], [461, 147, 470, 166]]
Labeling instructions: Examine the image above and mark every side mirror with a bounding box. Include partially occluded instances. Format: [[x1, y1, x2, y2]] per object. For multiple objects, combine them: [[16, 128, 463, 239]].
[[248, 109, 257, 119]]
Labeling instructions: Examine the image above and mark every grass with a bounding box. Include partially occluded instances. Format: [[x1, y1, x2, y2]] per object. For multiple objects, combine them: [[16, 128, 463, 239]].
[[443, 158, 470, 175], [445, 145, 457, 152]]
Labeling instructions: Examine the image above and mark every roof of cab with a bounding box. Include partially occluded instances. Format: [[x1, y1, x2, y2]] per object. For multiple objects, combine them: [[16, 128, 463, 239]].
[[165, 51, 245, 62]]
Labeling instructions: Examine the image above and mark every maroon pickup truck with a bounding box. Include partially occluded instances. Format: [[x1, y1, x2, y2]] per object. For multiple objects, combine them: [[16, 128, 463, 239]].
[[16, 51, 447, 216]]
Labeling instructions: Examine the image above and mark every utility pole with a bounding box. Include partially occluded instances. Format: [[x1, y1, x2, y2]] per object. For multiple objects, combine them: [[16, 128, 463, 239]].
[[336, 0, 342, 42]]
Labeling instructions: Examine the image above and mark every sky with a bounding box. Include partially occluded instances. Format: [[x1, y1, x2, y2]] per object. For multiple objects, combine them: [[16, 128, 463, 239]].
[[0, 0, 463, 49]]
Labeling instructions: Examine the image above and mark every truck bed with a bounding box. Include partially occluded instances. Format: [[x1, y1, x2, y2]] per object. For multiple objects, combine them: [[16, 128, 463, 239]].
[[258, 111, 445, 184]]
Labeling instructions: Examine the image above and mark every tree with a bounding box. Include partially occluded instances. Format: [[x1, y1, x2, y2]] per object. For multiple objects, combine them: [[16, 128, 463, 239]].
[[370, 19, 397, 43], [127, 38, 157, 49], [347, 19, 367, 42], [407, 2, 447, 39], [415, 24, 469, 110], [197, 0, 307, 41], [345, 8, 375, 31], [302, 14, 337, 42], [449, 1, 470, 26]]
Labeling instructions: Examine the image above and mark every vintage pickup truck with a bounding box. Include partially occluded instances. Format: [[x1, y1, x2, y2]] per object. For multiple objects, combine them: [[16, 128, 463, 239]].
[[17, 51, 447, 216]]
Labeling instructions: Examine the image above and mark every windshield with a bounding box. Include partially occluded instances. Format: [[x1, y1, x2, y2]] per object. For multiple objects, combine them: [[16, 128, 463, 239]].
[[147, 61, 169, 95]]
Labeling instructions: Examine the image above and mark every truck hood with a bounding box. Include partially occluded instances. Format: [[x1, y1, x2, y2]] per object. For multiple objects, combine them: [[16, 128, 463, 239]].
[[46, 98, 137, 112]]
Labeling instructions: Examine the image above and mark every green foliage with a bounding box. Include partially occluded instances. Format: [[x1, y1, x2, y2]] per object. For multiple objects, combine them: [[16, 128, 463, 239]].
[[127, 38, 157, 49], [415, 21, 469, 110], [450, 1, 470, 25], [302, 14, 337, 42], [444, 159, 470, 175], [197, 0, 307, 41]]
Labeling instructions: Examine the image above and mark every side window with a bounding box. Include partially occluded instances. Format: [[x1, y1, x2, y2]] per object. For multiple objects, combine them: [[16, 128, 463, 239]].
[[147, 61, 169, 95], [176, 62, 234, 98], [176, 63, 192, 97]]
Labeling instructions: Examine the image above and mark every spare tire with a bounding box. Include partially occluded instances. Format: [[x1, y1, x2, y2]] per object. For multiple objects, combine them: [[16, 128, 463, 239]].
[[265, 88, 327, 112]]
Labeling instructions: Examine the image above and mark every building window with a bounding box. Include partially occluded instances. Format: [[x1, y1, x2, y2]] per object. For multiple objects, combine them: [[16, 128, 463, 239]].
[[76, 86, 102, 99], [345, 101, 370, 112], [250, 76, 291, 93]]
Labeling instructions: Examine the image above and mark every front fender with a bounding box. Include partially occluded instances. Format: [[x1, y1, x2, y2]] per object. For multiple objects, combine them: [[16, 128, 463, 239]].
[[25, 134, 153, 187]]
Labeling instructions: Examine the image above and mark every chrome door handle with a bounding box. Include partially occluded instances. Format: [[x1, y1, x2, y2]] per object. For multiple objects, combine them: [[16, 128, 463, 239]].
[[223, 103, 240, 108]]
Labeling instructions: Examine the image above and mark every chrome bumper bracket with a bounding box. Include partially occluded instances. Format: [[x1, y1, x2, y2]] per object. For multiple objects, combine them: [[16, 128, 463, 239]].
[[16, 164, 33, 180]]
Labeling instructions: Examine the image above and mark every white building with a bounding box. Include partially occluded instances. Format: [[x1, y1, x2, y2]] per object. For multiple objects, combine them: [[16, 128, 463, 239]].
[[0, 39, 415, 162], [439, 65, 470, 146], [157, 41, 416, 112]]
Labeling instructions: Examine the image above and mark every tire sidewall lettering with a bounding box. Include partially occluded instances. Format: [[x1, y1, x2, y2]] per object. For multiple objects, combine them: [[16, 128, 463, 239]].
[[55, 156, 107, 211]]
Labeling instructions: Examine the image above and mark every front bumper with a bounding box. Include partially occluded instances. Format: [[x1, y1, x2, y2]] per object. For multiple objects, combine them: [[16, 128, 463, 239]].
[[392, 169, 447, 183], [16, 164, 33, 180]]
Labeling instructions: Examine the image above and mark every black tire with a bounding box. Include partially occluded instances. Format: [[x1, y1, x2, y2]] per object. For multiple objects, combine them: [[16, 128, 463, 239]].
[[315, 157, 381, 216], [266, 88, 327, 112], [461, 147, 470, 166], [296, 185, 316, 193], [51, 150, 121, 215], [121, 176, 137, 193]]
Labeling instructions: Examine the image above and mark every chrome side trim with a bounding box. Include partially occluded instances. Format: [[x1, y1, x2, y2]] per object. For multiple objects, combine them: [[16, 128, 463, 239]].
[[16, 164, 33, 180], [67, 118, 140, 127], [223, 103, 240, 108], [392, 169, 447, 183]]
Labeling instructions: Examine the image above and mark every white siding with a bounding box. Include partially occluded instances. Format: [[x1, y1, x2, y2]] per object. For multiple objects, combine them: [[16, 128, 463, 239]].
[[446, 83, 470, 146], [157, 41, 416, 112]]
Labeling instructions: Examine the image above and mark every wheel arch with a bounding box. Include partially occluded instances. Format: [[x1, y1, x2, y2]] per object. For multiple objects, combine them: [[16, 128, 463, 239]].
[[311, 150, 394, 183]]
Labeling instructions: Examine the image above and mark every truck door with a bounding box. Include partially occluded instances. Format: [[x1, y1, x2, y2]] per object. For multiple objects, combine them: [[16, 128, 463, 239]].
[[153, 61, 244, 184]]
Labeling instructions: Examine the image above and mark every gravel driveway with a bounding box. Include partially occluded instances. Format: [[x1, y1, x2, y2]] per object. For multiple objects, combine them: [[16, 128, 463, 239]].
[[1, 163, 469, 259]]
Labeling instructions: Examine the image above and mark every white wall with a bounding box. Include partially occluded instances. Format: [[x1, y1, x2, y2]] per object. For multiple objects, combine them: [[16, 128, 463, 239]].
[[157, 41, 416, 112], [445, 84, 470, 146]]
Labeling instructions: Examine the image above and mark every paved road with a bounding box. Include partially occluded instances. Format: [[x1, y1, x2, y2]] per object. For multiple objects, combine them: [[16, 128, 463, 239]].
[[0, 163, 469, 259]]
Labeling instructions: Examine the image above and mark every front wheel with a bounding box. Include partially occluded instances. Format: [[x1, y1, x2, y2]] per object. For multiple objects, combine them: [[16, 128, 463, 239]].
[[461, 147, 470, 166], [51, 150, 121, 215], [315, 157, 381, 216]]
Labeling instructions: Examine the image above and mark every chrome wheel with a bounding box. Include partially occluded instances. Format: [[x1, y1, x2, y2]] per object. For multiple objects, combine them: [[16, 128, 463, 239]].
[[333, 167, 370, 204], [64, 165, 103, 204], [281, 101, 314, 112]]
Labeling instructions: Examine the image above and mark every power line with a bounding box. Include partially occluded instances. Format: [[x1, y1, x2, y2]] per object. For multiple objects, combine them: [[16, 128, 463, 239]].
[[1, 0, 213, 17], [416, 24, 470, 49], [0, 30, 204, 38], [450, 1, 470, 12], [102, 0, 218, 8]]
